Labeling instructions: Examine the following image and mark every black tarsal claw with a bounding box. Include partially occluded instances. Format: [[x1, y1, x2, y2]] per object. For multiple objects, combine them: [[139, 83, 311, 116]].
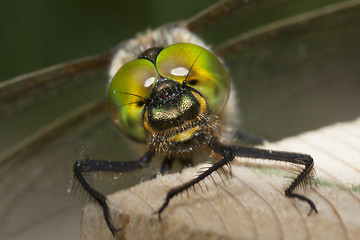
[[307, 202, 318, 216], [151, 210, 163, 223], [103, 204, 122, 236]]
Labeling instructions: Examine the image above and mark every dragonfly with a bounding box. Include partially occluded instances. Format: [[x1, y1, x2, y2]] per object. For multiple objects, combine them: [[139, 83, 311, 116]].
[[1, 0, 360, 239]]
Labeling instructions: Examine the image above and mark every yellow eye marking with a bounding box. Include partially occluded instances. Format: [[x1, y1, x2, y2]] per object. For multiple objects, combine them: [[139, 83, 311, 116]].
[[191, 91, 207, 114], [143, 109, 154, 134]]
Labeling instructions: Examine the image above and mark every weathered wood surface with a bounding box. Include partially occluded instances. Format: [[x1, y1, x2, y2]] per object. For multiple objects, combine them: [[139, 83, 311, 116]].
[[81, 118, 360, 240]]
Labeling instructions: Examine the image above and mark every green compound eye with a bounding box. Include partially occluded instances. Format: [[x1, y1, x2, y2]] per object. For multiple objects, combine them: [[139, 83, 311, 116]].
[[108, 59, 157, 142], [156, 43, 230, 114]]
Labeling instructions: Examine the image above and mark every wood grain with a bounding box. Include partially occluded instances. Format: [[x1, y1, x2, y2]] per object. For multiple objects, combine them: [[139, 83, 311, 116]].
[[81, 118, 360, 240]]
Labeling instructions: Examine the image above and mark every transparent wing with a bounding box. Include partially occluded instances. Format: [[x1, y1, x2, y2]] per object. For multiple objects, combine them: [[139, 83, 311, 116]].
[[187, 0, 360, 139], [1, 0, 360, 239]]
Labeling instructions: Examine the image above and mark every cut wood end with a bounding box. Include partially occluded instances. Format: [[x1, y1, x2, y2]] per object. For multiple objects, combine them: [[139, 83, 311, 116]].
[[81, 118, 360, 240]]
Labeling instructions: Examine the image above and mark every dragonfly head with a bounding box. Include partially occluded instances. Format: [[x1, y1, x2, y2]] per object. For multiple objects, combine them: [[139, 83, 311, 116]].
[[107, 43, 230, 153]]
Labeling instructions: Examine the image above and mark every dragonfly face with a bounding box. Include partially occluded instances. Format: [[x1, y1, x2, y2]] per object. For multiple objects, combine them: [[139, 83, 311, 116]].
[[108, 40, 230, 154]]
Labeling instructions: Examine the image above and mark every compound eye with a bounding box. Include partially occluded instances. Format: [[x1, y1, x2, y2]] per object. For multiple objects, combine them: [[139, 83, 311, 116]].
[[156, 43, 230, 113], [107, 59, 157, 142]]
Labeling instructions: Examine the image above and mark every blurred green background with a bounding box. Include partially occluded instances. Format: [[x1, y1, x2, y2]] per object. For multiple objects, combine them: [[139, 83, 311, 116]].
[[0, 0, 217, 81]]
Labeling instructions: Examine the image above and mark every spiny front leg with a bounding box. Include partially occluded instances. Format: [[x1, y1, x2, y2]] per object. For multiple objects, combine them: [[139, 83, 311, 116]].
[[156, 136, 318, 220], [156, 137, 234, 220], [72, 150, 154, 235], [283, 154, 318, 215], [229, 144, 318, 215]]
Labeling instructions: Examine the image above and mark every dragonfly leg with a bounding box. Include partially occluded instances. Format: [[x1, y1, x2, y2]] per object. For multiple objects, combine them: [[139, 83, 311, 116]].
[[159, 155, 174, 175], [72, 150, 154, 235], [229, 143, 318, 215], [156, 137, 235, 220], [158, 155, 193, 175], [156, 136, 317, 220]]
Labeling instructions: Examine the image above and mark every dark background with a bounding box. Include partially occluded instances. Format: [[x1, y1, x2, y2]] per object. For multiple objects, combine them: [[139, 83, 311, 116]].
[[0, 0, 217, 81]]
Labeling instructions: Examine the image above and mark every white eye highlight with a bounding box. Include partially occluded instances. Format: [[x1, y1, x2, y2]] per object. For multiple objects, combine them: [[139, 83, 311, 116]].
[[144, 77, 155, 87], [170, 67, 189, 77]]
